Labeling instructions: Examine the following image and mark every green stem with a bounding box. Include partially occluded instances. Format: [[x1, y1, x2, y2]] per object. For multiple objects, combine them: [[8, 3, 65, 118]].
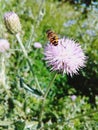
[[37, 72, 57, 129], [1, 55, 6, 87], [16, 34, 28, 58], [1, 54, 10, 97], [27, 0, 45, 47], [36, 0, 45, 27], [44, 72, 57, 99], [15, 33, 42, 93]]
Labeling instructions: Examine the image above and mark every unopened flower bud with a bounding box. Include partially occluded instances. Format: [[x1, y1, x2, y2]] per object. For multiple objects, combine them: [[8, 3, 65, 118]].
[[33, 42, 42, 48], [70, 95, 77, 101], [4, 12, 21, 34]]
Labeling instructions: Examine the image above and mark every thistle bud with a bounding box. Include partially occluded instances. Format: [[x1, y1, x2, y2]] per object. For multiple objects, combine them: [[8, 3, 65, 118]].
[[4, 12, 21, 34]]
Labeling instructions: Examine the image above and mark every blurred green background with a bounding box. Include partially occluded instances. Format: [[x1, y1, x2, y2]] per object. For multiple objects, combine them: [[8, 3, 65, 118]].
[[0, 0, 98, 129]]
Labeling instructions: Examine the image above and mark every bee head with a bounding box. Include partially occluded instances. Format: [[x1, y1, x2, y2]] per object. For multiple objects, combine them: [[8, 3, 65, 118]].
[[46, 29, 52, 34]]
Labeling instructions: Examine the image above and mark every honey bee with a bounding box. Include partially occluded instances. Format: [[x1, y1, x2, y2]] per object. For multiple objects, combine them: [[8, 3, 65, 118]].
[[46, 30, 59, 46]]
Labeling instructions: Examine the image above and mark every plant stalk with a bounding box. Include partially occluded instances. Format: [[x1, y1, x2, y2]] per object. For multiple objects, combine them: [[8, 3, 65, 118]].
[[15, 33, 42, 93], [37, 72, 57, 129], [1, 54, 10, 97]]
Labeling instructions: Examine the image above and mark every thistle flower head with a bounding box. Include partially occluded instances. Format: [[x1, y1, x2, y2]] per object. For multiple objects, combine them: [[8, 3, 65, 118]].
[[0, 39, 10, 53], [44, 38, 87, 76], [4, 12, 21, 34]]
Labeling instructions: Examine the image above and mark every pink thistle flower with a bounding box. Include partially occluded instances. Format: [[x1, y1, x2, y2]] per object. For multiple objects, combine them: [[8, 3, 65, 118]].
[[33, 42, 42, 48], [0, 39, 10, 53], [44, 38, 87, 76]]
